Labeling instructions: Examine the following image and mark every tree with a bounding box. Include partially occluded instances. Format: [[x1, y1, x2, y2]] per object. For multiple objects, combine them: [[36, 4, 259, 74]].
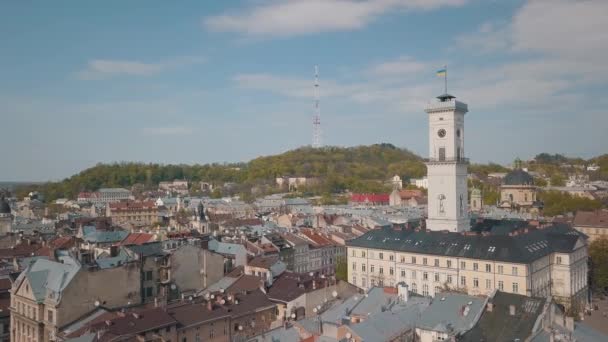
[[550, 174, 566, 186], [539, 190, 602, 216], [335, 256, 347, 282], [590, 237, 608, 293], [210, 188, 223, 199]]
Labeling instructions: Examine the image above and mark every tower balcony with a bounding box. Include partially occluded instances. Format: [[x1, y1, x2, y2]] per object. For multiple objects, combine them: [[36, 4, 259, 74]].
[[424, 157, 469, 165], [424, 98, 468, 114]]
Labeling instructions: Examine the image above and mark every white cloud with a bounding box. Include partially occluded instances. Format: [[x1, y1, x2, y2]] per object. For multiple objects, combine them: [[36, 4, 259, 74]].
[[204, 0, 467, 37], [233, 73, 367, 98], [451, 0, 608, 110], [142, 126, 194, 136], [512, 0, 608, 61], [76, 56, 205, 80], [368, 56, 429, 76]]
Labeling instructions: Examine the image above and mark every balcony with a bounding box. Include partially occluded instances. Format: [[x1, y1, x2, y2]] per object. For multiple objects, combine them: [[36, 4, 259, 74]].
[[424, 157, 469, 164], [424, 99, 468, 113]]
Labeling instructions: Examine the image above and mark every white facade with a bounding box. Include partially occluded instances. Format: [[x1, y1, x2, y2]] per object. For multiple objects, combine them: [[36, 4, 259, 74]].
[[411, 177, 428, 189], [425, 97, 470, 232]]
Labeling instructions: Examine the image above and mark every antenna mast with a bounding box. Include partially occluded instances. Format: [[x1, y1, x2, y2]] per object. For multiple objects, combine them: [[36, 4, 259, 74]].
[[312, 65, 322, 148]]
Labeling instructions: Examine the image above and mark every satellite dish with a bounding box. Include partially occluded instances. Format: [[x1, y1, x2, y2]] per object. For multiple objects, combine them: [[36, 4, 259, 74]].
[[171, 284, 177, 290], [313, 308, 318, 313], [238, 325, 243, 331], [220, 299, 226, 305], [189, 296, 193, 301], [291, 313, 296, 319], [220, 288, 225, 293], [210, 294, 215, 299], [332, 291, 338, 298], [94, 300, 100, 307], [346, 332, 352, 338]]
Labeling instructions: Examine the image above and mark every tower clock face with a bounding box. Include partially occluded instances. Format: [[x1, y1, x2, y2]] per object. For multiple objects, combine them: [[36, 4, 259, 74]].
[[437, 129, 447, 138]]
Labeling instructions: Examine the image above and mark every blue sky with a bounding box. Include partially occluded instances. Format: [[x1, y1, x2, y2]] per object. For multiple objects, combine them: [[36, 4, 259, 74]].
[[1, 0, 607, 181]]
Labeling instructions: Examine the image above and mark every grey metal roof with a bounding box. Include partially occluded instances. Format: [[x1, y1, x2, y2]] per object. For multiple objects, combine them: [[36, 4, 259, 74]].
[[245, 325, 302, 342], [125, 242, 165, 257], [460, 291, 546, 342], [83, 230, 128, 244], [20, 257, 81, 303], [347, 224, 581, 263], [349, 303, 427, 341], [208, 239, 246, 255], [417, 293, 486, 335], [96, 249, 134, 269]]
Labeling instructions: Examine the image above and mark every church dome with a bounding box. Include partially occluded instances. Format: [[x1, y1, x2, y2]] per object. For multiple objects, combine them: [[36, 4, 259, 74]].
[[0, 197, 10, 214], [504, 169, 534, 186]]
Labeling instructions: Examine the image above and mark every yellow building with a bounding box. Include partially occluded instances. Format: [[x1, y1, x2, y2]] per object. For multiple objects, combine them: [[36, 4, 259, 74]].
[[499, 168, 541, 213], [346, 224, 588, 310], [106, 200, 159, 227]]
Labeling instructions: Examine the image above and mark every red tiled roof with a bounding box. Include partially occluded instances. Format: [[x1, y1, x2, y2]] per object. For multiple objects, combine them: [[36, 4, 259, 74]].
[[350, 193, 390, 204], [0, 278, 11, 291], [300, 229, 335, 247], [68, 308, 176, 339], [573, 210, 608, 228], [399, 189, 423, 199], [248, 255, 279, 269], [227, 274, 264, 293], [0, 242, 42, 259], [120, 233, 155, 246]]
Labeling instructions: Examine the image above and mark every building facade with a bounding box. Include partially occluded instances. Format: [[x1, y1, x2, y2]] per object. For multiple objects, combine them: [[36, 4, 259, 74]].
[[106, 200, 159, 227], [346, 226, 588, 309]]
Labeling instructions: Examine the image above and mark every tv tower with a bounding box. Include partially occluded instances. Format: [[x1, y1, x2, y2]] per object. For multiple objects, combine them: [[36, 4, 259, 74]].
[[312, 65, 322, 148]]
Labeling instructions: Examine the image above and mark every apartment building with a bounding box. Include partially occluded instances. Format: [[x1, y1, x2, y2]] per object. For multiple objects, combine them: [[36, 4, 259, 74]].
[[106, 200, 159, 227], [10, 256, 140, 342]]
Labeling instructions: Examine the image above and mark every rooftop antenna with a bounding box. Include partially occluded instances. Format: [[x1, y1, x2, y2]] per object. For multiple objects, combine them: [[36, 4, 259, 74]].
[[312, 65, 322, 148]]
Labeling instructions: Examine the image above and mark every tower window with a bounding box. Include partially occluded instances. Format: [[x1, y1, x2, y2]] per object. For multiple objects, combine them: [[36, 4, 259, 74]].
[[438, 148, 446, 161]]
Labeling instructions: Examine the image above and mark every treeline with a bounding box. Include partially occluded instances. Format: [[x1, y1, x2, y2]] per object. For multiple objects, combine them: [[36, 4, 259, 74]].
[[16, 144, 426, 201], [539, 190, 603, 217]]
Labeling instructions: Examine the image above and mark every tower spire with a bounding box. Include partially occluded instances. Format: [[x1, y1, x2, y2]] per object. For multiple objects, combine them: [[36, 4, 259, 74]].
[[312, 65, 322, 148]]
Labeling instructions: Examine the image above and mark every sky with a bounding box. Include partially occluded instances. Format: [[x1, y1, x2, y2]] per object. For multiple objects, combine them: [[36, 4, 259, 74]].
[[1, 0, 607, 182]]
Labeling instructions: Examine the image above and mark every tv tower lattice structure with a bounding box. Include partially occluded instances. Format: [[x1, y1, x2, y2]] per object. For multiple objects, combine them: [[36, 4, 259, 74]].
[[312, 65, 322, 148]]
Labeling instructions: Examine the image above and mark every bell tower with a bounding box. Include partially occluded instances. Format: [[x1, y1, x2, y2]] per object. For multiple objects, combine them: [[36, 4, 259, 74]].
[[425, 93, 470, 232]]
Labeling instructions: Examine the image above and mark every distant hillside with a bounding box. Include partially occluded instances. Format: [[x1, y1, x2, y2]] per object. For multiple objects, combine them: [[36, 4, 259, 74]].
[[14, 144, 426, 201], [14, 146, 608, 203]]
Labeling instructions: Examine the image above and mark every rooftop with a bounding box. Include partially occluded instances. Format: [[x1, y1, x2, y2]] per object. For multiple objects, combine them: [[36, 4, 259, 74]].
[[573, 210, 608, 228], [460, 291, 546, 342], [347, 223, 582, 263]]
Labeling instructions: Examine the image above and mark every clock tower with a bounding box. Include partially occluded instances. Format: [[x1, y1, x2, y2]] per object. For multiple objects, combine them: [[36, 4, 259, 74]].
[[425, 93, 470, 232]]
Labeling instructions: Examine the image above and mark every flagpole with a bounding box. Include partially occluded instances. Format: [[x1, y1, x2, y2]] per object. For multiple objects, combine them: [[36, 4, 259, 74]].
[[444, 65, 448, 94]]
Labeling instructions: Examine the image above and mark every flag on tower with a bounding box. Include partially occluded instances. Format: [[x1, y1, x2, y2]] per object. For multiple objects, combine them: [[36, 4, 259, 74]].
[[436, 67, 447, 77]]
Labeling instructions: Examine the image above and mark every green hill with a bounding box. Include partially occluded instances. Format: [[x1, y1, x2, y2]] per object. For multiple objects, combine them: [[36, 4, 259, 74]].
[[15, 144, 426, 201]]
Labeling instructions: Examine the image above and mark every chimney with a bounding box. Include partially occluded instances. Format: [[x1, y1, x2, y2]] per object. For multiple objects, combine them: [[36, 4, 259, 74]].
[[486, 303, 494, 312], [397, 282, 409, 302], [509, 305, 516, 316]]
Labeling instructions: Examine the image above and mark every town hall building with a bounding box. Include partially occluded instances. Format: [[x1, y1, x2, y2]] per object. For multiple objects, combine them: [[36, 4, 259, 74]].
[[347, 92, 589, 310]]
